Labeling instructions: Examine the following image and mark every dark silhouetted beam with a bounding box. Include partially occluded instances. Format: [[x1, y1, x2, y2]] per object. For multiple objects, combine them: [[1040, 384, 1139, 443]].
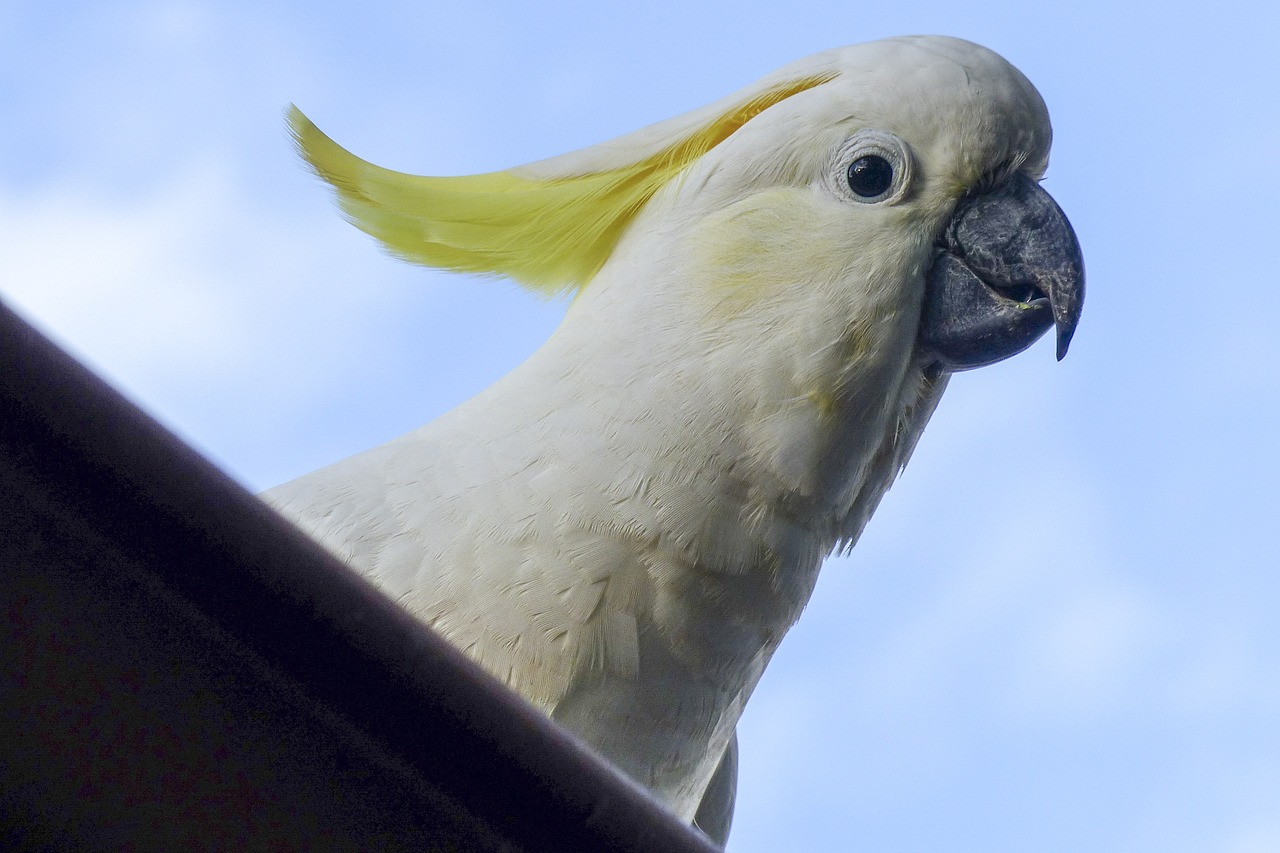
[[0, 299, 720, 853]]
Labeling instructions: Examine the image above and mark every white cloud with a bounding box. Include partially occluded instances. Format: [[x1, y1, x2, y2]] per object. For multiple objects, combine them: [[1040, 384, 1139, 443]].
[[1, 164, 250, 381], [0, 155, 427, 479]]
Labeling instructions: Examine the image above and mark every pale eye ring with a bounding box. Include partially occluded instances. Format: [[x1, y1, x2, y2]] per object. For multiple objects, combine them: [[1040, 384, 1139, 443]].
[[828, 130, 912, 205]]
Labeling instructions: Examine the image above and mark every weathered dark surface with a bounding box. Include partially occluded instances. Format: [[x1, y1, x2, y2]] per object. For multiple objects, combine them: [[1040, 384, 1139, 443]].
[[0, 299, 719, 853]]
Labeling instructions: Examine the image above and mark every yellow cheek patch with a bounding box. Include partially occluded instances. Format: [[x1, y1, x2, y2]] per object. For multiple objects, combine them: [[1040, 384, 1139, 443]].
[[287, 70, 836, 298], [805, 389, 839, 419], [691, 191, 853, 313]]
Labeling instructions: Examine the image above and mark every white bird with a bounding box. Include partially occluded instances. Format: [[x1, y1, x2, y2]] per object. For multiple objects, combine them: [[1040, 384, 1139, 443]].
[[265, 35, 1083, 846]]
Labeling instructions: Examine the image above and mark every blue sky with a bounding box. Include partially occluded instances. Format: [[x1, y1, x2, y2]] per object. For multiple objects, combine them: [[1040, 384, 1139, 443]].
[[3, 1, 1278, 850]]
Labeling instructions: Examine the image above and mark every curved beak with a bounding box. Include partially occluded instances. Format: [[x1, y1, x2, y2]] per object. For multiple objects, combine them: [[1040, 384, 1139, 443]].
[[917, 173, 1085, 372]]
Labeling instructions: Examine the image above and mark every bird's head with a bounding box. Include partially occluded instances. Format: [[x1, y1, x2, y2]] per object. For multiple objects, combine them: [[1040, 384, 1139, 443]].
[[289, 35, 1083, 382]]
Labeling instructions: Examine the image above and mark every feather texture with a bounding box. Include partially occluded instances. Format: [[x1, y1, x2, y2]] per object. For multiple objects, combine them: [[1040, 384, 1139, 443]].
[[286, 71, 836, 296], [267, 36, 1059, 839]]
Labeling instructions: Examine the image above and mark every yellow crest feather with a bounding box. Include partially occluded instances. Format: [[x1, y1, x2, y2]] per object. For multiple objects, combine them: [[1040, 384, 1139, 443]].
[[287, 72, 835, 296]]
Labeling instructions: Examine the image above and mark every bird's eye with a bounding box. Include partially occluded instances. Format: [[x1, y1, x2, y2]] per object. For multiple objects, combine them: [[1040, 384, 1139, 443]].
[[828, 130, 912, 205], [847, 155, 894, 198]]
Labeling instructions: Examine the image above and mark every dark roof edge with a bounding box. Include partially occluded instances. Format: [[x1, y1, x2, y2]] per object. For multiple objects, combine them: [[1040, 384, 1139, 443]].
[[0, 298, 719, 852]]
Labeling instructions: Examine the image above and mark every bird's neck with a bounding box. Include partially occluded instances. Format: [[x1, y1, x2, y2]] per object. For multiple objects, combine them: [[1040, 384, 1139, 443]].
[[457, 258, 933, 645]]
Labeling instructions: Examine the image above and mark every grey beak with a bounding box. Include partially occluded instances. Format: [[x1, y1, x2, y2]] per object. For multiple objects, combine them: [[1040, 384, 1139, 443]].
[[917, 173, 1085, 372]]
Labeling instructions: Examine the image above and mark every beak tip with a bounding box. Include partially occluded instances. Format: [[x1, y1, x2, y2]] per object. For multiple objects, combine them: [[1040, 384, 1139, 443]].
[[1055, 323, 1076, 361], [921, 173, 1085, 371]]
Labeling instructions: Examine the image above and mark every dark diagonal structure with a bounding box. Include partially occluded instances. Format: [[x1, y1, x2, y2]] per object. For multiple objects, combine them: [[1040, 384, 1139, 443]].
[[0, 300, 719, 853]]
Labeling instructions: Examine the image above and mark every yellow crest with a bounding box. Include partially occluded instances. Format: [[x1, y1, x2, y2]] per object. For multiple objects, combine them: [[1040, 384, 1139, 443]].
[[288, 70, 835, 296]]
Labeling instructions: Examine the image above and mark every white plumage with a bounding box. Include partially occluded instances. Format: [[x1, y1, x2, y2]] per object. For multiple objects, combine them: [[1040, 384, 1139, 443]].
[[265, 35, 1082, 844]]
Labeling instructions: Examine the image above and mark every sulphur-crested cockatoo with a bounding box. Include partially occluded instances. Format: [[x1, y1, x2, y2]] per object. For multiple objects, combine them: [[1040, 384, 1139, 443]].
[[266, 35, 1084, 846]]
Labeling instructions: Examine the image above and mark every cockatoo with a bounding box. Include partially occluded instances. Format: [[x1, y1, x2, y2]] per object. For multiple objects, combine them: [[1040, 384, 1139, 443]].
[[266, 35, 1084, 846]]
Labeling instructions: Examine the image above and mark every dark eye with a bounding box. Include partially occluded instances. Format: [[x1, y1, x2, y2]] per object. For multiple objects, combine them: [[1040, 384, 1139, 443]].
[[846, 155, 894, 198]]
